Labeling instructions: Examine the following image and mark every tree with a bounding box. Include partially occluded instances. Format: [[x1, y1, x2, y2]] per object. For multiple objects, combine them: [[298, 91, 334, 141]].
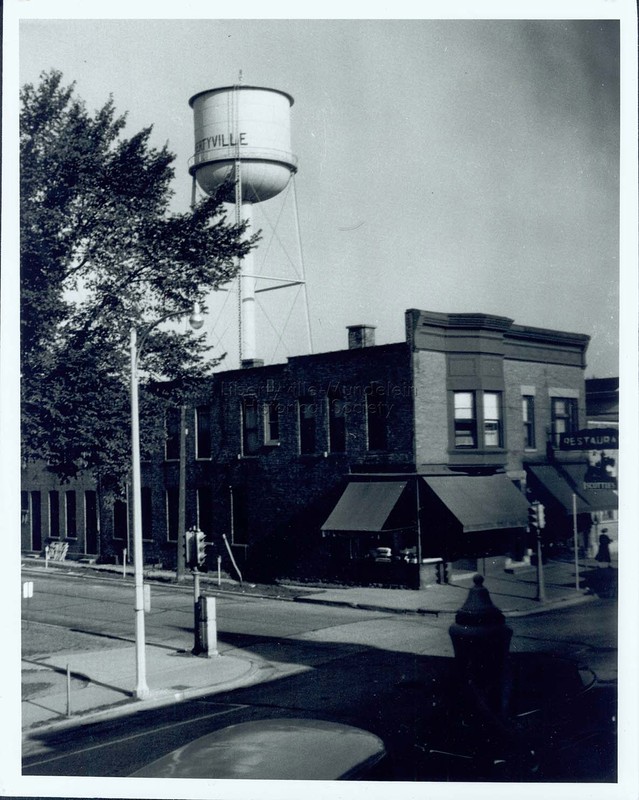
[[20, 70, 257, 491]]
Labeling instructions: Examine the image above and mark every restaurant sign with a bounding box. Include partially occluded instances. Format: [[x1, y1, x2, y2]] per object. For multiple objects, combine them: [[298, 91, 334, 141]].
[[559, 428, 618, 451]]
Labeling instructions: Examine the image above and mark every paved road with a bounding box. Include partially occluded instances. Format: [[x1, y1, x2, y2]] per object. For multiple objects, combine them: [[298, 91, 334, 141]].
[[21, 569, 618, 781]]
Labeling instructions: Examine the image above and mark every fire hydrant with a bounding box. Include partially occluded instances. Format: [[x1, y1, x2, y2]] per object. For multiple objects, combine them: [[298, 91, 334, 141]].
[[448, 574, 513, 719]]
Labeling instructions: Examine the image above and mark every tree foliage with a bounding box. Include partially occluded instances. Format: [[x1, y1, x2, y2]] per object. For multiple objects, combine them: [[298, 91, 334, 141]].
[[20, 70, 256, 490]]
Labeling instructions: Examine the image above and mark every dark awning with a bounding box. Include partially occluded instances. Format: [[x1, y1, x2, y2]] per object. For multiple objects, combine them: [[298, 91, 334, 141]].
[[321, 481, 408, 532], [422, 474, 529, 532], [527, 464, 618, 514]]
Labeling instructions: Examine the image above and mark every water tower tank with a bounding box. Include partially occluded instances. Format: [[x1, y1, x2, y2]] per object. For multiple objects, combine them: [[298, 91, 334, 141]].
[[188, 85, 297, 203]]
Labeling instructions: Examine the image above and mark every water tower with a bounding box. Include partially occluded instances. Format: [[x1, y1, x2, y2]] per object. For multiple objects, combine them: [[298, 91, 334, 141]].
[[188, 83, 311, 366]]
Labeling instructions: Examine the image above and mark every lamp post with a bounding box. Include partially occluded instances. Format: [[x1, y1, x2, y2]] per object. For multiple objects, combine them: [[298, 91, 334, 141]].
[[130, 303, 204, 700]]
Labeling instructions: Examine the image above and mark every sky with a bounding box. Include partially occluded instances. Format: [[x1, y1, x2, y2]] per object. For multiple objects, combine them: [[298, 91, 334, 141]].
[[13, 11, 626, 378], [3, 4, 639, 799]]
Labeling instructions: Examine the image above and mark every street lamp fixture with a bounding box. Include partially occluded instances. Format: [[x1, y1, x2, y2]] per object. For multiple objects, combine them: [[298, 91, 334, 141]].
[[130, 302, 204, 700]]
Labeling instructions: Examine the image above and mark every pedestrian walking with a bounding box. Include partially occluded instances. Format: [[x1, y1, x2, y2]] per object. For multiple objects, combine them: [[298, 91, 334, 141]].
[[595, 531, 612, 566]]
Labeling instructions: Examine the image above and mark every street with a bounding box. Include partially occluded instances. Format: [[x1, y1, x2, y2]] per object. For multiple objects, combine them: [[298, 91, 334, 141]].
[[22, 567, 618, 781]]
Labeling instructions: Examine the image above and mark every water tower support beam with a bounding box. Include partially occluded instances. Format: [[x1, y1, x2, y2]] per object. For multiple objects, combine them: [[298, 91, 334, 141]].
[[240, 202, 257, 362], [291, 175, 313, 354]]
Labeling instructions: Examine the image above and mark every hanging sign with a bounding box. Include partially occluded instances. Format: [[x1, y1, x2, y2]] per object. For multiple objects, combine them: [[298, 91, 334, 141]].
[[559, 428, 618, 450]]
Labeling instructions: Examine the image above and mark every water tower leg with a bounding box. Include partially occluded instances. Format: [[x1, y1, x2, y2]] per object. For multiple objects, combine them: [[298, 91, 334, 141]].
[[240, 202, 256, 362]]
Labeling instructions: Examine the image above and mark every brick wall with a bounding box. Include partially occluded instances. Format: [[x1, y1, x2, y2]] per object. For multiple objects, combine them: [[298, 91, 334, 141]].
[[412, 350, 449, 465]]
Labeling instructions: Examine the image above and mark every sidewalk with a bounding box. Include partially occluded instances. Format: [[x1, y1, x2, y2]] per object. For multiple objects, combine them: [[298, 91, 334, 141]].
[[287, 558, 609, 617], [22, 555, 614, 748]]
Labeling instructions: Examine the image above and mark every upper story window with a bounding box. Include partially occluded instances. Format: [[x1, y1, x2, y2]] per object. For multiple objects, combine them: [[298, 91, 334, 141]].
[[298, 398, 317, 455], [453, 391, 504, 449], [263, 401, 280, 446], [165, 406, 180, 461], [195, 405, 212, 460], [366, 384, 388, 451], [551, 397, 578, 446], [453, 391, 477, 448], [165, 488, 179, 542], [483, 391, 503, 448], [522, 395, 536, 449], [328, 391, 346, 453], [241, 396, 260, 455]]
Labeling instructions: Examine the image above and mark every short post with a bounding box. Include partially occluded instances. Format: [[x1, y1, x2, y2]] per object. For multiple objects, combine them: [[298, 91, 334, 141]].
[[45, 545, 50, 569], [198, 596, 218, 657], [123, 548, 127, 579], [217, 555, 222, 587]]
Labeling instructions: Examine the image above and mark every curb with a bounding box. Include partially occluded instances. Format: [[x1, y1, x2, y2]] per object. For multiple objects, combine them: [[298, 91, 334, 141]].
[[22, 656, 262, 752], [291, 590, 597, 618]]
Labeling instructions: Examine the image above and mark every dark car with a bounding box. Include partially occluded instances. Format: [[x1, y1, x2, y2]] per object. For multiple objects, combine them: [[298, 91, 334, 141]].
[[131, 718, 388, 780]]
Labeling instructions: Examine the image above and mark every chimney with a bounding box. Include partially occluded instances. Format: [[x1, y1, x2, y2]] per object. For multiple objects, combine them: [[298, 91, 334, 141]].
[[347, 324, 376, 349]]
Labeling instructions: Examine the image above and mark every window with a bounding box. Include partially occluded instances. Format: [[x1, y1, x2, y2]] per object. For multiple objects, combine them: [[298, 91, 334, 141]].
[[366, 384, 388, 451], [242, 397, 260, 455], [195, 406, 212, 459], [48, 491, 60, 538], [454, 392, 477, 448], [551, 397, 578, 446], [523, 395, 536, 449], [113, 499, 128, 541], [85, 491, 98, 553], [328, 392, 346, 453], [263, 401, 280, 445], [298, 398, 317, 454], [165, 406, 180, 461], [166, 488, 179, 542], [30, 491, 42, 550], [197, 487, 213, 537], [65, 491, 77, 538], [142, 487, 153, 541], [483, 392, 503, 448], [230, 485, 248, 545]]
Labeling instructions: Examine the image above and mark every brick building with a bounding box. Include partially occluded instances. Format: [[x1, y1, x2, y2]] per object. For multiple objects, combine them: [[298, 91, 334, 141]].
[[21, 308, 618, 586]]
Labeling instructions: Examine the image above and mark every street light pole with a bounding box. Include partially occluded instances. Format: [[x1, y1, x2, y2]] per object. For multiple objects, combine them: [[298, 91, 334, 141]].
[[130, 326, 150, 699], [129, 303, 204, 700]]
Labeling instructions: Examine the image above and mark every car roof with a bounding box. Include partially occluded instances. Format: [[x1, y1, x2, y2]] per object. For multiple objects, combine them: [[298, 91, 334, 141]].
[[131, 718, 387, 780]]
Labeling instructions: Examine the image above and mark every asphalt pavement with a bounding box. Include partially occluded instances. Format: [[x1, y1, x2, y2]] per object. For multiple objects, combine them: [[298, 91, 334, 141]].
[[21, 554, 617, 746]]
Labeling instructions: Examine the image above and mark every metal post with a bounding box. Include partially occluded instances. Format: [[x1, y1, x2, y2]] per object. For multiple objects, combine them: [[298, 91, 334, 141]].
[[130, 328, 150, 699], [193, 569, 201, 603], [573, 493, 580, 590], [193, 570, 203, 655], [177, 404, 187, 582], [66, 664, 71, 717], [535, 529, 546, 602]]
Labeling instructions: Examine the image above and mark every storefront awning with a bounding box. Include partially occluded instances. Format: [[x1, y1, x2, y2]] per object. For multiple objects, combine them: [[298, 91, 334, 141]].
[[321, 481, 408, 532], [422, 474, 529, 533], [527, 464, 618, 513]]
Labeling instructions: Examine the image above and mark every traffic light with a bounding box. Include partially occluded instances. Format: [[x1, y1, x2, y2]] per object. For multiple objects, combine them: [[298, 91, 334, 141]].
[[195, 529, 207, 571], [184, 528, 196, 569], [528, 502, 546, 531], [536, 503, 545, 529]]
